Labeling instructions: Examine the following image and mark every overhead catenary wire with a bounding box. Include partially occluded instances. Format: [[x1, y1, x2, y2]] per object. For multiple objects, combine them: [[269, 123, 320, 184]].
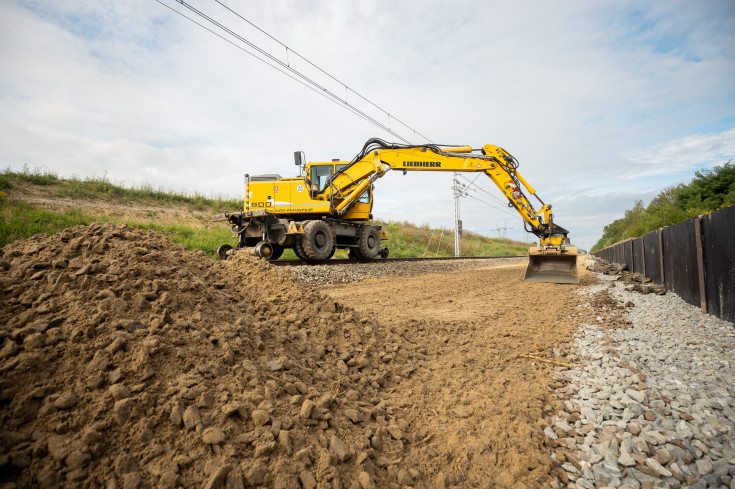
[[155, 0, 422, 144], [213, 0, 433, 144], [151, 0, 384, 129], [457, 174, 513, 207]]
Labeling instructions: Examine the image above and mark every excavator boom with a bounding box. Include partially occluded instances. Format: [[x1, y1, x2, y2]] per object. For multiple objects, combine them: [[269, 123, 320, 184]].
[[317, 138, 578, 283]]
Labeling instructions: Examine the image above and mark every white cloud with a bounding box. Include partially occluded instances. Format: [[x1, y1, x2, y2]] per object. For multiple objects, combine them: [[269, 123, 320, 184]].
[[1, 0, 734, 250], [622, 128, 735, 177]]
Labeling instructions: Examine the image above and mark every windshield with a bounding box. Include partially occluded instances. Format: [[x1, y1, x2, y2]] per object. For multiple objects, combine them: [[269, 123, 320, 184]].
[[310, 165, 333, 191], [310, 163, 369, 203]]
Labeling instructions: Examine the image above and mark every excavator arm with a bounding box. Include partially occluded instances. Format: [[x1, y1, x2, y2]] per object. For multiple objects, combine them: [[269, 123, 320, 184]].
[[319, 138, 570, 247], [314, 137, 578, 283]]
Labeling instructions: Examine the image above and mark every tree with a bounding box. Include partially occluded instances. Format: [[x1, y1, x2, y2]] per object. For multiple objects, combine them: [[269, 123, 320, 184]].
[[591, 161, 734, 251]]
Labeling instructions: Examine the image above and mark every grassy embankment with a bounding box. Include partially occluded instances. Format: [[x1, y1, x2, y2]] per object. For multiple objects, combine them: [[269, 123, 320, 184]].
[[0, 168, 533, 258]]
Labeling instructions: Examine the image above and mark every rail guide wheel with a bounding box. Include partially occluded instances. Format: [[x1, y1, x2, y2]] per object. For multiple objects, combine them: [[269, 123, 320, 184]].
[[217, 244, 233, 261]]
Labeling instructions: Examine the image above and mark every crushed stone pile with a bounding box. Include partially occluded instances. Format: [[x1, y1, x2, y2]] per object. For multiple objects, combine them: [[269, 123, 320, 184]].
[[586, 258, 666, 295], [0, 223, 415, 489], [285, 257, 525, 286]]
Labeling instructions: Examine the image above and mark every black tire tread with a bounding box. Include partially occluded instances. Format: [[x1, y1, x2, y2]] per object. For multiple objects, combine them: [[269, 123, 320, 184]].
[[302, 220, 334, 261], [357, 226, 380, 261]]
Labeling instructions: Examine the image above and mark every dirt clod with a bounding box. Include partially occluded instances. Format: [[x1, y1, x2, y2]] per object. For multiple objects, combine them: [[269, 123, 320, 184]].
[[0, 223, 426, 488]]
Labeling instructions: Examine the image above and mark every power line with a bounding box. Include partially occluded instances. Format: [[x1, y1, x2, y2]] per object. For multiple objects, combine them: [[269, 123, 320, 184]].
[[151, 0, 387, 130], [154, 0, 427, 144], [463, 193, 518, 218], [457, 174, 511, 207], [213, 0, 433, 144]]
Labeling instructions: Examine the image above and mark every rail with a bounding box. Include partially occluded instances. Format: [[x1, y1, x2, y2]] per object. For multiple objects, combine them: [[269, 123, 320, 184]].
[[269, 255, 526, 267]]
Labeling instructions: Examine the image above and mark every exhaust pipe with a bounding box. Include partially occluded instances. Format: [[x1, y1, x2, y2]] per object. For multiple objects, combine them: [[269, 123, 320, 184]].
[[524, 246, 579, 284]]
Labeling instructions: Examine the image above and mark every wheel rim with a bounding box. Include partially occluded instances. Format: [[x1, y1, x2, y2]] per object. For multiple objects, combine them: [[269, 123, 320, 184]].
[[367, 235, 376, 249], [315, 231, 326, 248], [256, 242, 273, 259], [217, 244, 233, 260]]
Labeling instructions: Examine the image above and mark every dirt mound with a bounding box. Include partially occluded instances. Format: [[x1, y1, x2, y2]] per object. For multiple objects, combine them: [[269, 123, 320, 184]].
[[0, 223, 411, 488]]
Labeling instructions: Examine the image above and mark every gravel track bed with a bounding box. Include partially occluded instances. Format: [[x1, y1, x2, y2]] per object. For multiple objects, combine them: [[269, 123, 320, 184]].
[[550, 269, 735, 488], [281, 257, 526, 286]]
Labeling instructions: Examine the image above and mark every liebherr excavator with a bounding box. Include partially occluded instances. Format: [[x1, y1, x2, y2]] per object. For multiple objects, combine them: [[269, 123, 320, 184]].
[[214, 138, 578, 284]]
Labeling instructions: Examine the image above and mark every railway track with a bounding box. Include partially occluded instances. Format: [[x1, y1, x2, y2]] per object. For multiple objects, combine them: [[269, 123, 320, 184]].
[[269, 255, 526, 267]]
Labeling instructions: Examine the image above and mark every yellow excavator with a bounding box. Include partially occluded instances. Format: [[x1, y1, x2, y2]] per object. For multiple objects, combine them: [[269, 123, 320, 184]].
[[214, 138, 578, 284]]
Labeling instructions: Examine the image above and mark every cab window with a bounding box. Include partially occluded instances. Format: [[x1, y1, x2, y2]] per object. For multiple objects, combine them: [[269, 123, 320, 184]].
[[310, 165, 333, 191], [358, 188, 370, 203]]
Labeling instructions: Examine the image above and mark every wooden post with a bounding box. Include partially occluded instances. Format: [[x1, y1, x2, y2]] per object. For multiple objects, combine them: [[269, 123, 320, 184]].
[[658, 229, 665, 284], [694, 217, 707, 313], [630, 240, 635, 273], [641, 238, 646, 277]]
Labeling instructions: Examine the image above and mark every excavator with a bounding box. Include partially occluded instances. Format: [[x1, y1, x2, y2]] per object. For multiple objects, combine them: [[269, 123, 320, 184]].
[[214, 138, 578, 284]]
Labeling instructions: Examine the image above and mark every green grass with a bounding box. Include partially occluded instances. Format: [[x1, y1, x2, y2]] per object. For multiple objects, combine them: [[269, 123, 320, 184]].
[[128, 221, 233, 258], [373, 219, 532, 257], [1, 168, 532, 259], [0, 198, 100, 248], [0, 197, 232, 259], [1, 167, 241, 212]]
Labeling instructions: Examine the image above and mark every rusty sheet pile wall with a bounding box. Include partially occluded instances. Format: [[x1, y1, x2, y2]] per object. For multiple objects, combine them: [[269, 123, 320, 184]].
[[593, 205, 735, 322]]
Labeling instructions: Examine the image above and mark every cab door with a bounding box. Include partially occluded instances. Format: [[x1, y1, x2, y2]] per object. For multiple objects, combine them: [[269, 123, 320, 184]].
[[343, 186, 372, 220]]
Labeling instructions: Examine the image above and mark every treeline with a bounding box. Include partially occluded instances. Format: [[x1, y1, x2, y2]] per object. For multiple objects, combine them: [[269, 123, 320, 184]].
[[591, 161, 735, 251]]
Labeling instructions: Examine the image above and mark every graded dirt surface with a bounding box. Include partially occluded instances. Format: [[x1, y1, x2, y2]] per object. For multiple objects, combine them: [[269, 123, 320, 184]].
[[323, 263, 593, 488], [0, 224, 599, 489]]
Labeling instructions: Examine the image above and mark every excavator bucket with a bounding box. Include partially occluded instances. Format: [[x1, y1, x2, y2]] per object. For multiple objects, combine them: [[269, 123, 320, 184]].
[[524, 246, 579, 284]]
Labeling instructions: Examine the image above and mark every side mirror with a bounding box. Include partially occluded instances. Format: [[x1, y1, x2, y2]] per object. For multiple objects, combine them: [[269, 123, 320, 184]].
[[294, 151, 305, 167]]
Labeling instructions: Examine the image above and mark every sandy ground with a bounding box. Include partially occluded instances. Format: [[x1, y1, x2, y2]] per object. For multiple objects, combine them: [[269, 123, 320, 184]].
[[324, 262, 595, 487]]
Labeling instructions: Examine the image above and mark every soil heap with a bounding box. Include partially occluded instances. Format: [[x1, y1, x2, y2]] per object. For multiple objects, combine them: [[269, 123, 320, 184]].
[[0, 223, 413, 488]]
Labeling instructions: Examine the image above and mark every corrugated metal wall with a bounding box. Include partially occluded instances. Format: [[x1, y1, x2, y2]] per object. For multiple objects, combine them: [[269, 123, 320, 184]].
[[593, 205, 734, 323]]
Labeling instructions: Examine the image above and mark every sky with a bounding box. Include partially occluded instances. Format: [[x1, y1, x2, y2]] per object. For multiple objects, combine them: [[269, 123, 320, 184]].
[[1, 0, 734, 250]]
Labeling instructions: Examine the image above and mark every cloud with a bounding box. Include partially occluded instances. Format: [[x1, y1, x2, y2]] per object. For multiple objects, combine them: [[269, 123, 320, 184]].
[[1, 0, 734, 251], [622, 128, 735, 178]]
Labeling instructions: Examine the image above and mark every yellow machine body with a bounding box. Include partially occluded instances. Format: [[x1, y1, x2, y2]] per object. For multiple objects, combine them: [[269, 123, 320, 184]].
[[217, 138, 578, 283], [245, 162, 372, 220]]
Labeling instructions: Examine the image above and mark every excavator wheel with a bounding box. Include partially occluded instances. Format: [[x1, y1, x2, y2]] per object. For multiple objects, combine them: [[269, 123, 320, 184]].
[[357, 226, 380, 260], [293, 237, 309, 261], [380, 247, 389, 259], [347, 248, 361, 260], [301, 220, 335, 261]]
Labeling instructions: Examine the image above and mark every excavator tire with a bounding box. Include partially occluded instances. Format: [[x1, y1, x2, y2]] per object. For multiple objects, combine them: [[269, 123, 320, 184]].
[[293, 237, 308, 261], [301, 220, 335, 261], [347, 248, 361, 260], [357, 226, 380, 261]]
